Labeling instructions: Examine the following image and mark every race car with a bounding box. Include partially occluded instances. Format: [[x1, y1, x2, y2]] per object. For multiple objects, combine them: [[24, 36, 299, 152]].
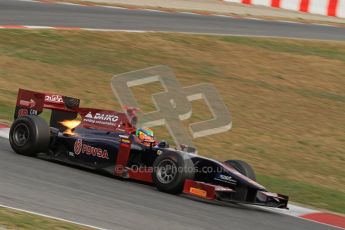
[[9, 88, 288, 209]]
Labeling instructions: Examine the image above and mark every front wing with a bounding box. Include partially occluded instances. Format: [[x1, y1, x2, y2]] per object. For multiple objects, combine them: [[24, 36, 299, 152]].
[[183, 179, 289, 209]]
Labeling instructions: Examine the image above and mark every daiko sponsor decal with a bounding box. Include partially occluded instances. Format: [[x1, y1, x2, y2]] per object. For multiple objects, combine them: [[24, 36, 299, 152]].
[[45, 94, 63, 104], [83, 112, 119, 127], [74, 139, 109, 159]]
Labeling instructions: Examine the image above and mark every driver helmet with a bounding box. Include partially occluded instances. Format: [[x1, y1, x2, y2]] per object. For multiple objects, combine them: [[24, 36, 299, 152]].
[[136, 127, 155, 144]]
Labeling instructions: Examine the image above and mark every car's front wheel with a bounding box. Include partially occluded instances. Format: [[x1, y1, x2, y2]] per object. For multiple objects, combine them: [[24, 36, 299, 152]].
[[225, 160, 256, 181], [9, 115, 50, 156], [152, 150, 195, 194]]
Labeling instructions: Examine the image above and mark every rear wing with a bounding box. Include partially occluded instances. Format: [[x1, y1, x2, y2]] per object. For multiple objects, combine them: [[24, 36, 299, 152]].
[[14, 88, 136, 133]]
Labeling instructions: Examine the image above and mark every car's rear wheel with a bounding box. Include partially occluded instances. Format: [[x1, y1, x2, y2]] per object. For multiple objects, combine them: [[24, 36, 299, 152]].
[[9, 115, 50, 156], [225, 160, 256, 181], [153, 150, 195, 194]]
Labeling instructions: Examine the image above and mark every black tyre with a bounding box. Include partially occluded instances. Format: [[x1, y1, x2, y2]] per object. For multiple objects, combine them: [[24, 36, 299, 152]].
[[153, 150, 195, 194], [9, 115, 50, 156], [225, 160, 256, 181]]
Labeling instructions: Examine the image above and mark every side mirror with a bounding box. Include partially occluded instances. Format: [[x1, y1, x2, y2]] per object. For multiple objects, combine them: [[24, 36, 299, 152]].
[[186, 146, 197, 154], [157, 141, 169, 148], [180, 144, 198, 154]]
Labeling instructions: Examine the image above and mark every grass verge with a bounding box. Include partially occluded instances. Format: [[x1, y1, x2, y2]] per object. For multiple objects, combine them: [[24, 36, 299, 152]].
[[0, 29, 344, 214], [0, 206, 93, 230]]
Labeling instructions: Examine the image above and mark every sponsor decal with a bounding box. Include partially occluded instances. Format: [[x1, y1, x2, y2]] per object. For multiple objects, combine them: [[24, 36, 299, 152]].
[[120, 138, 130, 144], [74, 139, 109, 159], [115, 165, 124, 173], [119, 134, 130, 144], [29, 109, 37, 115], [19, 99, 36, 108], [45, 95, 63, 104], [83, 112, 119, 127], [18, 108, 28, 117], [94, 113, 119, 122], [215, 174, 237, 184], [85, 112, 93, 118], [189, 187, 207, 198], [17, 108, 37, 117], [74, 139, 82, 155]]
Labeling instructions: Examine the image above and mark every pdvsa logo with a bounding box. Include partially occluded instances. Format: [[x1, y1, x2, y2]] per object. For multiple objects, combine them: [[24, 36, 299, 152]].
[[74, 139, 82, 155], [74, 139, 109, 159]]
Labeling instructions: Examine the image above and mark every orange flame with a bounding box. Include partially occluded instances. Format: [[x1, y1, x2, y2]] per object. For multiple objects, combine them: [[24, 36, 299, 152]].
[[60, 120, 81, 129], [60, 119, 81, 135]]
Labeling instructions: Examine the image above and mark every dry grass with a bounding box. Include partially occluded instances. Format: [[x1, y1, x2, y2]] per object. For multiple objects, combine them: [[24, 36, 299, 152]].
[[0, 29, 344, 213], [0, 207, 93, 229]]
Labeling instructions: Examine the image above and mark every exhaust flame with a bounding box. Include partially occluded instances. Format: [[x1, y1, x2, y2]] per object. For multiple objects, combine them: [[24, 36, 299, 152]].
[[60, 120, 81, 135], [60, 120, 81, 129]]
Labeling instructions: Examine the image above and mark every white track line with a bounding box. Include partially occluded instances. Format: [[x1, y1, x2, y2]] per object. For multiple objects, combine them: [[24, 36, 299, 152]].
[[212, 14, 233, 18], [0, 204, 107, 230], [142, 9, 169, 13], [97, 5, 127, 10], [311, 23, 338, 27], [17, 0, 38, 2], [179, 12, 200, 15], [25, 25, 54, 29], [259, 203, 317, 216], [56, 2, 82, 6], [246, 17, 265, 21], [276, 20, 304, 24], [0, 128, 9, 139], [82, 28, 148, 33]]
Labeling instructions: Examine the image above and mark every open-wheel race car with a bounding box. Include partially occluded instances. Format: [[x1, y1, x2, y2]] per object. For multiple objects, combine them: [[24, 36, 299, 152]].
[[9, 88, 288, 209]]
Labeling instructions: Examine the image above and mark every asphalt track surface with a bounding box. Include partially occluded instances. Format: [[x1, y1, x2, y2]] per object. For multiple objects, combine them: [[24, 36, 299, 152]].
[[0, 137, 339, 230], [0, 0, 345, 41]]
